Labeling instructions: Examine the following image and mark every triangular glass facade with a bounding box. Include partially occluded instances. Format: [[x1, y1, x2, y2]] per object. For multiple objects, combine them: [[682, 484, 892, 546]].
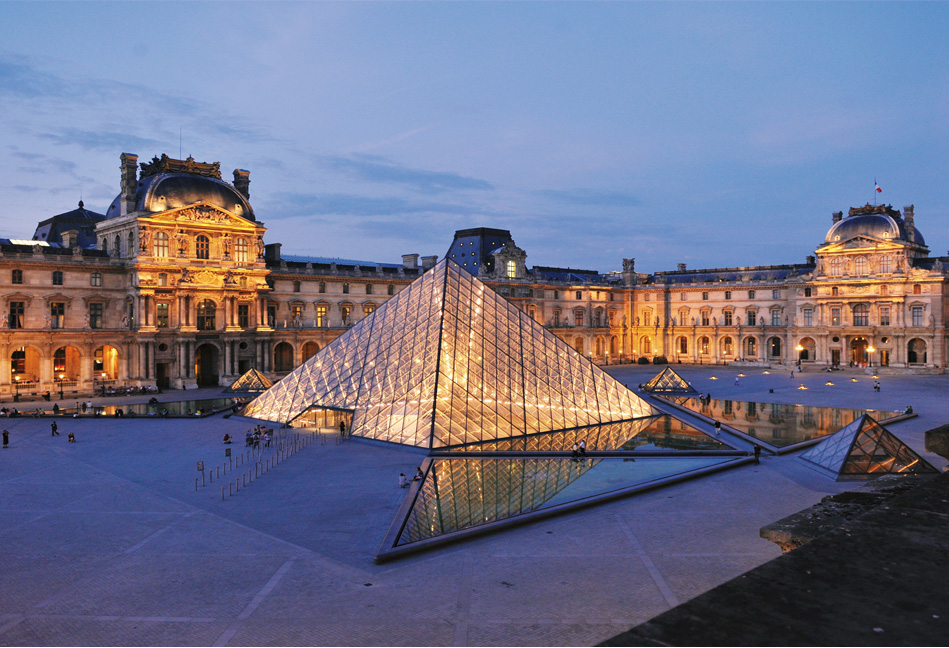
[[244, 259, 655, 448], [642, 367, 697, 394], [801, 414, 938, 479], [223, 368, 274, 393]]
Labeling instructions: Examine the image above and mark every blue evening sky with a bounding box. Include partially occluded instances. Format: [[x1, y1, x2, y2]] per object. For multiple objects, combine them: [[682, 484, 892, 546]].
[[1, 2, 947, 273]]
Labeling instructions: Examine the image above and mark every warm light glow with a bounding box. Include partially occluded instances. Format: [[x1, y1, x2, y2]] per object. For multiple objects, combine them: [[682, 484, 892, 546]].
[[709, 376, 718, 380], [825, 381, 834, 386], [851, 378, 858, 383], [868, 345, 875, 354], [14, 376, 19, 382], [762, 370, 770, 375], [738, 373, 745, 377], [795, 344, 804, 352], [798, 384, 807, 390]]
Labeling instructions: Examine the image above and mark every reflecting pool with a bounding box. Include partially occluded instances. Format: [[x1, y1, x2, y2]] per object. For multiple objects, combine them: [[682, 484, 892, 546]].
[[20, 397, 248, 418], [393, 455, 742, 547], [661, 396, 902, 449]]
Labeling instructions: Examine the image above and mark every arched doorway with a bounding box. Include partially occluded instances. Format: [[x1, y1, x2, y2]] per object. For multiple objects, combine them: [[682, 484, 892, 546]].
[[908, 338, 927, 364], [640, 336, 652, 356], [798, 337, 816, 362], [301, 341, 320, 363], [53, 346, 81, 381], [10, 345, 41, 383], [94, 345, 120, 379], [720, 336, 734, 357], [194, 344, 220, 386], [850, 337, 868, 366], [743, 336, 757, 359], [594, 337, 605, 357], [273, 342, 294, 372]]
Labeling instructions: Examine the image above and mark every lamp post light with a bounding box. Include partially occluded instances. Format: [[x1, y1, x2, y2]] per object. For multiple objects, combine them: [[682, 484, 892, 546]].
[[58, 373, 64, 400], [867, 345, 875, 368], [795, 343, 804, 362], [100, 372, 107, 397], [14, 375, 20, 402]]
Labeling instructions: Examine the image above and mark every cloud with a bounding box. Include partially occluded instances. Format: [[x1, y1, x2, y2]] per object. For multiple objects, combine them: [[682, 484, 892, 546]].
[[267, 191, 484, 220], [37, 128, 165, 152], [319, 154, 494, 194], [538, 188, 642, 208]]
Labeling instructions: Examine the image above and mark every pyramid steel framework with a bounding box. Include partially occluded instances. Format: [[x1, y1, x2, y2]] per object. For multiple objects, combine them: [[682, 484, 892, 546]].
[[243, 259, 655, 448], [642, 367, 698, 394], [800, 414, 938, 479], [224, 368, 274, 393]]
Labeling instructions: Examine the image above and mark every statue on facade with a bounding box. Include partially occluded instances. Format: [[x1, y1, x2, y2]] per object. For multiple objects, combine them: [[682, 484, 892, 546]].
[[256, 236, 265, 258], [175, 230, 188, 255], [121, 314, 129, 328], [139, 228, 150, 252], [224, 269, 236, 285], [221, 234, 231, 258], [180, 268, 192, 284]]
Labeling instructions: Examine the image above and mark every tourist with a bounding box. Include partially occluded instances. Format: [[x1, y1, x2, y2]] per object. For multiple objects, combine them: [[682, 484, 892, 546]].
[[399, 473, 409, 488], [579, 440, 587, 456], [339, 420, 347, 438], [571, 442, 579, 459], [413, 467, 424, 481], [734, 377, 739, 386], [2, 429, 8, 448], [68, 432, 76, 443], [753, 444, 761, 464], [713, 421, 721, 435], [223, 434, 232, 444], [51, 421, 59, 436]]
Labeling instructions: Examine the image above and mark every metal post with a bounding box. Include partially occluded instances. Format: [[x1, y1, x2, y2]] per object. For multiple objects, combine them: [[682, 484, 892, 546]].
[[195, 478, 198, 491], [222, 486, 225, 501]]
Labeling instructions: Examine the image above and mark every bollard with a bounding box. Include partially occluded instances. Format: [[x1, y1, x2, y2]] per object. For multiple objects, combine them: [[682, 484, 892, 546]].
[[202, 472, 206, 487], [236, 478, 239, 492], [209, 471, 213, 484], [229, 482, 233, 496], [243, 473, 247, 486], [256, 463, 259, 478], [230, 458, 233, 470], [217, 466, 221, 479], [222, 486, 225, 501], [195, 478, 198, 492]]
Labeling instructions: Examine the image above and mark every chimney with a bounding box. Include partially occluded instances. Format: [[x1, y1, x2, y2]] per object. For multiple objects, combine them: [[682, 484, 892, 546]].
[[903, 205, 915, 243], [421, 255, 438, 270], [806, 255, 816, 265], [832, 211, 842, 224], [264, 242, 282, 262], [233, 169, 251, 200], [622, 258, 636, 287], [60, 229, 79, 248], [402, 254, 419, 270], [120, 153, 138, 216], [677, 263, 687, 272]]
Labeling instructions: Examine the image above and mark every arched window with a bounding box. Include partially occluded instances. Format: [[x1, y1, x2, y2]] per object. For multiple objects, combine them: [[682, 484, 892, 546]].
[[196, 235, 210, 260], [114, 235, 121, 257], [197, 300, 216, 330], [700, 336, 710, 355], [100, 238, 108, 254], [301, 341, 320, 362], [769, 337, 782, 357], [273, 342, 294, 372], [854, 256, 868, 276], [830, 258, 842, 276], [721, 336, 733, 356], [154, 231, 169, 258], [127, 232, 135, 257], [677, 336, 688, 354], [507, 260, 517, 279], [234, 238, 248, 263], [853, 304, 869, 326], [574, 337, 584, 354], [595, 338, 604, 356]]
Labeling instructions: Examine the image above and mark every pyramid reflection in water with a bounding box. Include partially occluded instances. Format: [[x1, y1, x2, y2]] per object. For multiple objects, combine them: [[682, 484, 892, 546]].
[[245, 259, 654, 448], [223, 368, 274, 394], [800, 414, 938, 479]]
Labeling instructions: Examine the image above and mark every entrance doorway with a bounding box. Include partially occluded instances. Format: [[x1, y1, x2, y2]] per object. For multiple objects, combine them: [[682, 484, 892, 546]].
[[831, 349, 841, 367], [290, 406, 353, 435], [156, 363, 170, 390], [194, 344, 220, 387], [850, 338, 868, 366]]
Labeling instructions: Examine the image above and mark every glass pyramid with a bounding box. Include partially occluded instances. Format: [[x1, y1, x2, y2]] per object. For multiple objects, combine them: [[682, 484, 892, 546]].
[[223, 368, 274, 393], [243, 259, 655, 448], [800, 414, 938, 479], [642, 367, 698, 394]]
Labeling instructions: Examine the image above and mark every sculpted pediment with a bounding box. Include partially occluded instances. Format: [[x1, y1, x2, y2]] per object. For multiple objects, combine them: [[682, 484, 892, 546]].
[[820, 237, 905, 253], [146, 202, 256, 229]]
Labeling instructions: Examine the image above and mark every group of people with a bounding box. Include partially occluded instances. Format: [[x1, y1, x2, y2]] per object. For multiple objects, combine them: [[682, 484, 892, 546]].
[[50, 421, 76, 443], [103, 385, 161, 397], [399, 467, 425, 488], [244, 425, 273, 449], [571, 439, 588, 459]]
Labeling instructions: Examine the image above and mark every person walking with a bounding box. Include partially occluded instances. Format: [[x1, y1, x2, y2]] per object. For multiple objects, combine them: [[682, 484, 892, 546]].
[[571, 442, 579, 460], [713, 420, 721, 435], [51, 421, 59, 436], [753, 444, 761, 465], [578, 440, 587, 457], [339, 420, 347, 439], [2, 429, 8, 448]]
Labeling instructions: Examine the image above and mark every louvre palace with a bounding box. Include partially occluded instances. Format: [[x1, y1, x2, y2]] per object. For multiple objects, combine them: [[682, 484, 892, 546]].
[[3, 152, 946, 400]]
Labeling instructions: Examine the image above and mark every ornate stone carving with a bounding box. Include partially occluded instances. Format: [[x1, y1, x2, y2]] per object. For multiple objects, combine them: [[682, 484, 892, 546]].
[[192, 270, 221, 286], [140, 154, 222, 179], [176, 206, 230, 223], [139, 227, 150, 252]]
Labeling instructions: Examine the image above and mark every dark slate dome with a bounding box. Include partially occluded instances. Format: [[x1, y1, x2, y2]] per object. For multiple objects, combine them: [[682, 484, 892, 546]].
[[105, 173, 254, 220], [824, 207, 924, 246]]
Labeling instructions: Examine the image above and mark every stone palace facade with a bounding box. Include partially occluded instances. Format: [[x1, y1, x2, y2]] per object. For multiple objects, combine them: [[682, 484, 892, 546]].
[[2, 152, 945, 399]]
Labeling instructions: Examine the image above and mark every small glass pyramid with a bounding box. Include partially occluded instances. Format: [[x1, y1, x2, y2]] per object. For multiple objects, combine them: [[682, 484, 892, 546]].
[[244, 259, 656, 448], [223, 368, 274, 393], [800, 414, 938, 479], [642, 367, 698, 394]]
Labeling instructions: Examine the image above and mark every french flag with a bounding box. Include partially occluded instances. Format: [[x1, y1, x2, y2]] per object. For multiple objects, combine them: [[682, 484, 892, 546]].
[[874, 180, 882, 193]]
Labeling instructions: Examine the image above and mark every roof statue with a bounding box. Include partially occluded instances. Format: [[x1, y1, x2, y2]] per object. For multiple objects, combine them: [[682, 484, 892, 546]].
[[224, 368, 274, 394], [642, 367, 698, 394], [800, 414, 938, 480], [243, 258, 655, 448]]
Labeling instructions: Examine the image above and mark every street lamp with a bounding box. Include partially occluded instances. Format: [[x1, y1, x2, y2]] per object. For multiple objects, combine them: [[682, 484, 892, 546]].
[[13, 375, 20, 402], [100, 372, 107, 397], [795, 343, 804, 362], [57, 373, 64, 400], [867, 345, 875, 368]]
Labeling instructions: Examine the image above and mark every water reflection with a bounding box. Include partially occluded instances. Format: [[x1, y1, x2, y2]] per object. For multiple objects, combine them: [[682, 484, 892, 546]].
[[396, 455, 738, 546], [449, 415, 734, 452], [663, 396, 901, 448]]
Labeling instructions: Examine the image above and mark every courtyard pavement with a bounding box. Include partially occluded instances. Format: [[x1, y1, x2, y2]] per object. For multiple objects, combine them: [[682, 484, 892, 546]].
[[0, 365, 945, 646]]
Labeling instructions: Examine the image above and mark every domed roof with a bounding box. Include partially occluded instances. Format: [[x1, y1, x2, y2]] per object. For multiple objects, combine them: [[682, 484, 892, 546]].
[[824, 206, 924, 247], [105, 172, 254, 220]]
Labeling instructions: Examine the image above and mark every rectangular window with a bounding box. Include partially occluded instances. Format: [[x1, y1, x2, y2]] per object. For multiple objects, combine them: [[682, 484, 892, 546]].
[[912, 306, 923, 327], [319, 282, 326, 293], [701, 312, 710, 326], [748, 290, 755, 299], [238, 304, 249, 328], [880, 256, 891, 274], [702, 292, 709, 300], [553, 310, 560, 326], [771, 310, 781, 326], [680, 292, 686, 301], [804, 287, 811, 297], [832, 308, 841, 326], [366, 284, 373, 295], [724, 291, 731, 300], [156, 303, 169, 328], [341, 305, 352, 326], [644, 293, 650, 302], [52, 271, 63, 286], [803, 308, 813, 326], [12, 269, 22, 284], [574, 309, 584, 327], [854, 308, 869, 326], [291, 304, 303, 320], [91, 272, 101, 287], [723, 311, 732, 326], [293, 281, 300, 293], [89, 303, 103, 329], [234, 238, 247, 263], [747, 311, 756, 326], [316, 305, 328, 328], [388, 284, 395, 296], [575, 291, 582, 300], [267, 305, 276, 327], [342, 283, 349, 294], [880, 306, 890, 326], [772, 289, 780, 299], [51, 302, 65, 329], [9, 301, 24, 329]]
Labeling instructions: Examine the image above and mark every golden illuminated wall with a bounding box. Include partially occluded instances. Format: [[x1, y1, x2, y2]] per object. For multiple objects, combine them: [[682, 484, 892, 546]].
[[244, 259, 655, 448]]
